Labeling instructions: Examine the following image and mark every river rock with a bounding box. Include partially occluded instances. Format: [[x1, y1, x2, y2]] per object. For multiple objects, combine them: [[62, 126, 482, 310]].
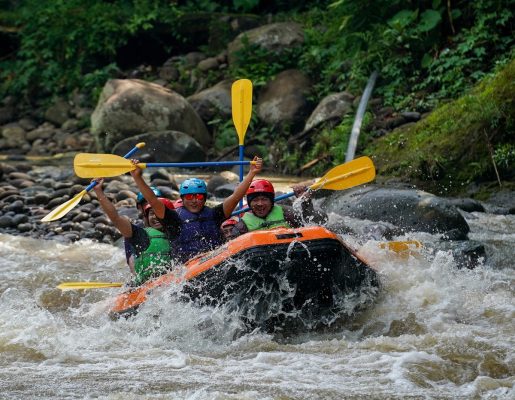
[[44, 98, 71, 126], [257, 69, 312, 129], [435, 240, 486, 269], [1, 123, 26, 148], [0, 215, 15, 228], [6, 199, 25, 213], [227, 22, 304, 64], [47, 196, 69, 208], [17, 223, 32, 232], [303, 92, 354, 133], [12, 214, 28, 225], [320, 186, 470, 238], [187, 80, 232, 122], [448, 197, 485, 213], [72, 212, 90, 223], [213, 183, 237, 198], [26, 122, 56, 142], [91, 79, 210, 151], [0, 189, 18, 200]]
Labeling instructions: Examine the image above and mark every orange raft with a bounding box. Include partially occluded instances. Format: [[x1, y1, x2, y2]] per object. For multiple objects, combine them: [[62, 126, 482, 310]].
[[109, 226, 380, 330]]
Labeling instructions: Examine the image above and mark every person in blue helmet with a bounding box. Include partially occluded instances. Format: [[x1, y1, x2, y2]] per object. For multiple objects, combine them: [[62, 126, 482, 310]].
[[130, 156, 263, 263]]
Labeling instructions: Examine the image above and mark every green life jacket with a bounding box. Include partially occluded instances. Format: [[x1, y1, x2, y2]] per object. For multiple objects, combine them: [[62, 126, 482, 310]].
[[133, 227, 171, 285], [242, 205, 291, 232]]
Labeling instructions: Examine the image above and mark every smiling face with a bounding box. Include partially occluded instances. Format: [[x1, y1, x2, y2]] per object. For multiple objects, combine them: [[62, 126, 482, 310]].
[[182, 193, 206, 213], [146, 209, 162, 230], [249, 195, 273, 218]]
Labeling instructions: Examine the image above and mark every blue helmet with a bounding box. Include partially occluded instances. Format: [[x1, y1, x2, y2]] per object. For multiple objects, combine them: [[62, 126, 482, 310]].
[[136, 186, 162, 204], [180, 178, 207, 195]]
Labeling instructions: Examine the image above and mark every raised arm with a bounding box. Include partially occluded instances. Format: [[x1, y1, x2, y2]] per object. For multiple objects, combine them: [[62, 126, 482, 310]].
[[129, 159, 166, 219], [222, 156, 263, 218], [92, 178, 133, 238]]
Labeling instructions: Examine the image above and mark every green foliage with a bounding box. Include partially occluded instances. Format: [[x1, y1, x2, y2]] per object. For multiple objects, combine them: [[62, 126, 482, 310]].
[[210, 118, 239, 152], [233, 0, 260, 12], [229, 36, 304, 87], [0, 0, 179, 101], [494, 143, 515, 171], [277, 113, 373, 176], [366, 58, 515, 194], [298, 0, 515, 110]]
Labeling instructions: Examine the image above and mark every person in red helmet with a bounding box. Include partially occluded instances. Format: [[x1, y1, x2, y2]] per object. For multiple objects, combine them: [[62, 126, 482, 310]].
[[124, 187, 174, 274], [231, 179, 327, 236], [92, 178, 176, 286], [220, 217, 239, 241]]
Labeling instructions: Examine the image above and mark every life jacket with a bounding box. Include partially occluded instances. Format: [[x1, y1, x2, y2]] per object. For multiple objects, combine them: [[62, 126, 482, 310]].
[[133, 227, 171, 285], [242, 205, 291, 231], [173, 206, 223, 262]]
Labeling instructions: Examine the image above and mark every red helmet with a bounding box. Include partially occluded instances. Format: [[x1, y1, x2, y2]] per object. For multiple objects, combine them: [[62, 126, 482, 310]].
[[143, 197, 175, 214], [221, 218, 238, 228], [246, 179, 275, 195]]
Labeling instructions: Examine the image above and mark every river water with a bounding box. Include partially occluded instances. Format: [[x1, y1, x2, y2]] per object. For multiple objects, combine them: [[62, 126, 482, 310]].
[[0, 211, 513, 399]]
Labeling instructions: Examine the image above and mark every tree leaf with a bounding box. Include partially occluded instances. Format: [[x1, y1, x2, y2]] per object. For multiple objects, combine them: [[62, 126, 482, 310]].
[[388, 9, 417, 30], [418, 9, 442, 32], [421, 53, 433, 68]]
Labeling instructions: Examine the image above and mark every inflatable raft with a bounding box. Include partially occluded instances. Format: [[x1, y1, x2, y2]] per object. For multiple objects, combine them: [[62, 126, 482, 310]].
[[109, 226, 380, 331]]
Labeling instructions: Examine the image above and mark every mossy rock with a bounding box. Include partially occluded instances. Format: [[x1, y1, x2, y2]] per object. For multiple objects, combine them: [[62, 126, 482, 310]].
[[366, 58, 515, 195]]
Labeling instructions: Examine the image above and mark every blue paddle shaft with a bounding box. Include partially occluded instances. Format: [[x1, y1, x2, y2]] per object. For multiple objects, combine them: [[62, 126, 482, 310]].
[[145, 160, 252, 168], [238, 145, 245, 209]]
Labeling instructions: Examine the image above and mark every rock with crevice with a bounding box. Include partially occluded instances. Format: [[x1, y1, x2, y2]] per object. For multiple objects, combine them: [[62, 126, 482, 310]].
[[91, 79, 210, 151]]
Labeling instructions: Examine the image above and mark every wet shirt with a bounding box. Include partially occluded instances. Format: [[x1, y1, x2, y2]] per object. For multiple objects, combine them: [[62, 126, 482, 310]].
[[125, 223, 153, 257], [233, 199, 328, 236], [158, 204, 225, 239], [158, 204, 226, 262]]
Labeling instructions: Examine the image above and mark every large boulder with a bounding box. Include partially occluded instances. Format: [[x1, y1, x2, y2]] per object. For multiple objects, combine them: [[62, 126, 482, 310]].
[[320, 186, 470, 238], [289, 92, 355, 144], [111, 130, 206, 163], [303, 92, 354, 133], [187, 80, 232, 122], [227, 22, 304, 64], [91, 79, 210, 151], [257, 69, 312, 128]]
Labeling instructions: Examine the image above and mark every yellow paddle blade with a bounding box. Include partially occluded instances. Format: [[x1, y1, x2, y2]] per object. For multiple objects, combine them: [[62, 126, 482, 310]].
[[311, 156, 376, 191], [74, 153, 139, 178], [379, 240, 423, 259], [57, 282, 123, 291], [41, 190, 87, 222], [231, 79, 253, 145], [379, 240, 422, 253]]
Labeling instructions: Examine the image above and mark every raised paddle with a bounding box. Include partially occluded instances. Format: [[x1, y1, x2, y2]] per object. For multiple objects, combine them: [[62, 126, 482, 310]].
[[232, 79, 252, 209], [56, 281, 123, 290], [74, 153, 258, 178], [42, 142, 146, 222], [231, 156, 375, 216]]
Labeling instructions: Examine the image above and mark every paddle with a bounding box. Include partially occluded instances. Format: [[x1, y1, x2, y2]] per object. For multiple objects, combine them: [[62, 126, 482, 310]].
[[232, 79, 253, 209], [74, 153, 257, 178], [231, 156, 376, 216], [379, 240, 422, 253], [42, 142, 146, 222], [56, 281, 123, 290]]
